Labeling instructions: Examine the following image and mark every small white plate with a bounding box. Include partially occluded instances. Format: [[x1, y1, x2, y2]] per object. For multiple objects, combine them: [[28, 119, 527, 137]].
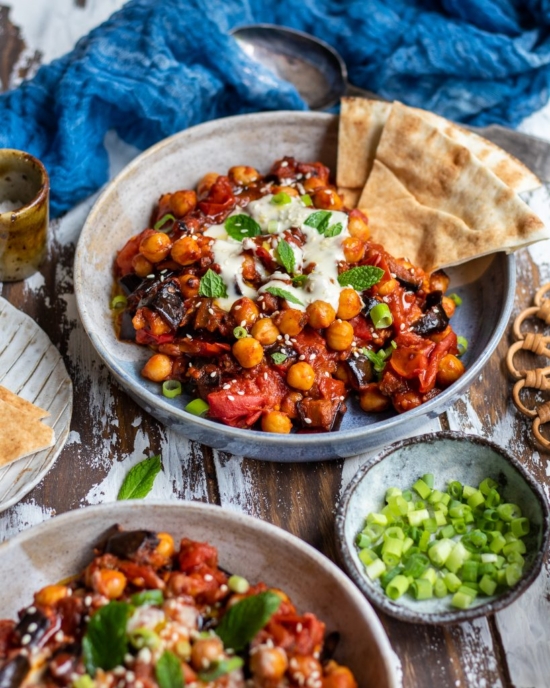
[[0, 297, 73, 512]]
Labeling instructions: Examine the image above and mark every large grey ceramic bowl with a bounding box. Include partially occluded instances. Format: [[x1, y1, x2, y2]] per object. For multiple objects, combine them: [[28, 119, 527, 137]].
[[74, 111, 515, 461], [336, 431, 549, 624], [0, 501, 398, 688]]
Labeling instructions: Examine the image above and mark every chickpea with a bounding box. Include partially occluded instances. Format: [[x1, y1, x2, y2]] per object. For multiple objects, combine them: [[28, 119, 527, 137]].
[[229, 165, 261, 186], [303, 176, 325, 192], [132, 253, 154, 278], [323, 661, 359, 688], [348, 211, 370, 241], [272, 185, 299, 197], [139, 232, 172, 263], [288, 655, 322, 682], [261, 411, 292, 434], [156, 532, 175, 559], [312, 188, 344, 210], [429, 269, 450, 293], [306, 300, 335, 329], [276, 308, 307, 336], [132, 310, 146, 330], [287, 362, 315, 391], [241, 254, 258, 282], [326, 320, 354, 351], [233, 338, 264, 368], [441, 296, 456, 318], [34, 585, 70, 607], [231, 297, 259, 328], [436, 354, 465, 388], [342, 237, 366, 264], [376, 278, 399, 296], [429, 325, 452, 344], [335, 362, 351, 384], [179, 273, 200, 298], [197, 172, 220, 197], [359, 384, 391, 413], [250, 647, 288, 680], [190, 637, 224, 671], [280, 391, 303, 419], [171, 236, 201, 266], [146, 310, 171, 336], [169, 190, 197, 217], [251, 318, 280, 345], [93, 569, 127, 599], [142, 354, 173, 382], [337, 289, 362, 320]]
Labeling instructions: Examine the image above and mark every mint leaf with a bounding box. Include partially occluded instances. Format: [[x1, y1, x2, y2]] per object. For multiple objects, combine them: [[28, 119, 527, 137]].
[[154, 214, 177, 232], [292, 275, 308, 287], [264, 286, 304, 306], [131, 590, 164, 606], [198, 658, 244, 681], [324, 222, 343, 238], [304, 210, 331, 234], [225, 214, 261, 241], [198, 269, 228, 299], [338, 266, 384, 291], [82, 601, 132, 675], [216, 591, 281, 651], [155, 650, 184, 688], [276, 239, 295, 275], [271, 352, 288, 364], [118, 455, 162, 500]]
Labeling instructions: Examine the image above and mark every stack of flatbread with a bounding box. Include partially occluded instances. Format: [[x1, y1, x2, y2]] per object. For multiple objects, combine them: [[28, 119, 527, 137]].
[[0, 385, 55, 466], [337, 98, 548, 272]]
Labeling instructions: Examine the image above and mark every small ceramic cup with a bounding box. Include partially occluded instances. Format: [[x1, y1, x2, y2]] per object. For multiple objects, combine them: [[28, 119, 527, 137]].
[[0, 149, 49, 282]]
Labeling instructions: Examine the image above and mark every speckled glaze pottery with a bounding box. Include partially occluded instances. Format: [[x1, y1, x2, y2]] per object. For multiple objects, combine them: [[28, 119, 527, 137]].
[[0, 501, 399, 688], [74, 111, 515, 461], [336, 431, 550, 624], [0, 149, 49, 282]]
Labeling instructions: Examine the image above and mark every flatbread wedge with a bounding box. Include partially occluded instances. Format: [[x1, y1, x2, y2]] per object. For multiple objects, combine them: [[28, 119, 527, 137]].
[[0, 398, 55, 466], [338, 97, 541, 196], [0, 385, 50, 420]]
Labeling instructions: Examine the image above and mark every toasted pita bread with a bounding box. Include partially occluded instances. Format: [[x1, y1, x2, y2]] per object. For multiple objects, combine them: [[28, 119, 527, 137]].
[[338, 187, 362, 209], [338, 97, 541, 194], [359, 160, 546, 272], [0, 398, 55, 466], [0, 385, 50, 420]]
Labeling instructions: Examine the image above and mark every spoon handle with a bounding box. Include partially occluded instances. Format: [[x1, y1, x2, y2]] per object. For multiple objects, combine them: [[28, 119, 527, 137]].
[[345, 83, 387, 102]]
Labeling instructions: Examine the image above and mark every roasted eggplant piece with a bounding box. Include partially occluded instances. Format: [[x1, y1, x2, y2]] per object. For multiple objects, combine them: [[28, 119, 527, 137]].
[[118, 310, 137, 341], [141, 280, 185, 330], [361, 296, 382, 319], [346, 354, 374, 391], [0, 655, 30, 688], [411, 290, 449, 335], [104, 529, 159, 561], [118, 273, 142, 296], [297, 398, 342, 431], [14, 609, 50, 649]]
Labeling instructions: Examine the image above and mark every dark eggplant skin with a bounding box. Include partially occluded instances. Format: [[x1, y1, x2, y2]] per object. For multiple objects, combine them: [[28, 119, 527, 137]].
[[395, 274, 422, 292], [361, 295, 381, 318], [14, 609, 50, 649], [118, 310, 137, 341], [0, 655, 30, 688], [141, 280, 184, 330], [346, 355, 374, 390], [411, 290, 449, 335], [118, 273, 142, 296], [104, 530, 159, 560]]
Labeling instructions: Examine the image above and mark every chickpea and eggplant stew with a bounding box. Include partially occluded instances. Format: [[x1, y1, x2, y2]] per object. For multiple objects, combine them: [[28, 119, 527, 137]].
[[0, 529, 357, 688], [113, 157, 466, 433]]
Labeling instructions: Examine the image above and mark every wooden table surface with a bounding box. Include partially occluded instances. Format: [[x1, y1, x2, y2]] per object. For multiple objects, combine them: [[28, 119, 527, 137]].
[[1, 2, 550, 687]]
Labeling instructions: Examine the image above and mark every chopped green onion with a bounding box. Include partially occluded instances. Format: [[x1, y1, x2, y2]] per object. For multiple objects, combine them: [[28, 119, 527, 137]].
[[428, 539, 453, 567], [154, 213, 177, 231], [457, 336, 468, 356], [511, 518, 530, 537], [448, 481, 463, 500], [267, 219, 279, 234], [301, 194, 313, 206], [422, 473, 435, 489], [497, 503, 522, 522], [411, 579, 433, 600], [434, 578, 448, 598], [271, 192, 291, 205], [448, 293, 463, 306], [185, 398, 209, 416], [356, 533, 371, 548], [451, 590, 475, 610], [358, 548, 378, 566], [413, 478, 432, 500], [386, 574, 410, 600], [365, 559, 386, 580], [162, 380, 182, 399], [479, 575, 497, 596], [233, 326, 248, 339], [111, 295, 128, 310], [369, 303, 393, 329], [228, 575, 250, 594]]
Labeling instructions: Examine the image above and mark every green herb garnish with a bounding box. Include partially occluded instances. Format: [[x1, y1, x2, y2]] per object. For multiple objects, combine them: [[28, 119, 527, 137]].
[[264, 286, 304, 306], [82, 602, 132, 675], [300, 194, 313, 207], [225, 214, 262, 241], [271, 352, 288, 364], [457, 336, 468, 357], [131, 589, 164, 606], [198, 269, 228, 299], [323, 222, 343, 238], [155, 650, 184, 688], [215, 591, 281, 652], [448, 293, 463, 306], [304, 210, 331, 234], [338, 266, 384, 291], [198, 658, 244, 681], [117, 455, 162, 500], [276, 239, 295, 275], [292, 275, 308, 287], [154, 214, 177, 232]]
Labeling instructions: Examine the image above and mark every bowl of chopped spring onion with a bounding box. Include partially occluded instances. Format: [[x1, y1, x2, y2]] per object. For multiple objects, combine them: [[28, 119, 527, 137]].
[[335, 431, 549, 624]]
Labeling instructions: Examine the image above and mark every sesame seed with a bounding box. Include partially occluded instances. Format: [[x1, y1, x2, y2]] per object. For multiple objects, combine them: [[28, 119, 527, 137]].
[[265, 638, 274, 648], [296, 622, 303, 632], [70, 674, 79, 682], [54, 630, 64, 642], [126, 672, 136, 682], [228, 395, 235, 401], [124, 654, 134, 665], [277, 335, 283, 341], [220, 584, 228, 593], [310, 354, 316, 360], [26, 607, 36, 614], [237, 391, 245, 396], [21, 634, 31, 646], [232, 379, 237, 383], [340, 396, 345, 401], [400, 323, 405, 330], [146, 274, 155, 279], [281, 161, 288, 167], [186, 334, 192, 339], [223, 384, 231, 390], [240, 320, 246, 327], [201, 658, 209, 668], [263, 372, 268, 380], [234, 304, 242, 310], [210, 371, 217, 378], [113, 667, 125, 676], [325, 371, 330, 376], [304, 418, 312, 424], [27, 623, 37, 633], [204, 574, 213, 582], [208, 308, 214, 315], [299, 354, 305, 361], [138, 648, 152, 663], [353, 351, 359, 358], [136, 682, 144, 688]]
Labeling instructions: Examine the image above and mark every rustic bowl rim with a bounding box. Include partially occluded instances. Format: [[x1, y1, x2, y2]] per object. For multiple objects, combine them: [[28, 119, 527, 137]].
[[335, 430, 550, 625]]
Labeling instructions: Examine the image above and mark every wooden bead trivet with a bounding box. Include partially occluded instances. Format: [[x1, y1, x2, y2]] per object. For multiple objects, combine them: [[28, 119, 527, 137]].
[[506, 282, 550, 450]]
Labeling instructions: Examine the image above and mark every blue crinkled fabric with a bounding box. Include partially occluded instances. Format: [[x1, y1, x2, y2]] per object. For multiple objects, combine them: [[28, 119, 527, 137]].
[[1, 0, 550, 216]]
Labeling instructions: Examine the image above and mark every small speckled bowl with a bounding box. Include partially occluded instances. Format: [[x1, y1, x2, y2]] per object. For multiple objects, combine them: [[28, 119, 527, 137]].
[[0, 149, 49, 282], [336, 431, 550, 624]]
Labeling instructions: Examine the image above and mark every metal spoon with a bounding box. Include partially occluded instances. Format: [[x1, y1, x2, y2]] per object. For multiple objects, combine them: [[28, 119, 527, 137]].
[[231, 24, 550, 182]]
